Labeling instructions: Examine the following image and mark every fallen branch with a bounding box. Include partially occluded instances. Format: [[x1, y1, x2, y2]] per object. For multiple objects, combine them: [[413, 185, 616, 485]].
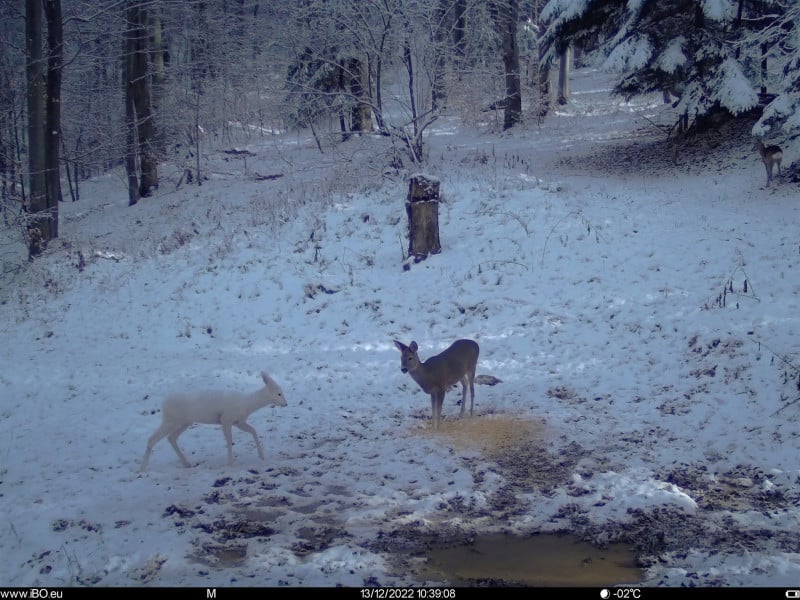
[[253, 173, 284, 181]]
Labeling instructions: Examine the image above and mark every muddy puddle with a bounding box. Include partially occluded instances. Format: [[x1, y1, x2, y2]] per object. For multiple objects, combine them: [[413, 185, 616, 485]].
[[411, 416, 642, 586], [418, 533, 643, 587]]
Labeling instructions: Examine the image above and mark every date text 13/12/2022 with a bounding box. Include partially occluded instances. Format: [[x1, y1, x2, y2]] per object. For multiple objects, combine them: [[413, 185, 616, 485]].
[[356, 589, 800, 599], [360, 589, 456, 599], [358, 590, 639, 599], [355, 589, 776, 599], [358, 589, 650, 599]]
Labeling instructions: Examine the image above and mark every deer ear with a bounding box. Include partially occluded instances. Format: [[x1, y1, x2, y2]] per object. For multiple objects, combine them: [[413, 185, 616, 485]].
[[261, 371, 272, 385], [410, 341, 418, 352], [394, 340, 404, 351]]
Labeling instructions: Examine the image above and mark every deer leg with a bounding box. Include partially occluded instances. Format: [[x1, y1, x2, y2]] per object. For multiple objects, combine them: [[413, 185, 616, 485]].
[[469, 375, 475, 416], [220, 423, 235, 465], [432, 390, 444, 430], [142, 431, 164, 466], [459, 377, 468, 416], [167, 425, 192, 467], [141, 422, 174, 471], [235, 421, 265, 460]]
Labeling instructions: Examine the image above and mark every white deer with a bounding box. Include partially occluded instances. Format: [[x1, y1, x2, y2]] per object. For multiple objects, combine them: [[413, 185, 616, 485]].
[[394, 339, 480, 429], [140, 371, 287, 470], [753, 138, 783, 186]]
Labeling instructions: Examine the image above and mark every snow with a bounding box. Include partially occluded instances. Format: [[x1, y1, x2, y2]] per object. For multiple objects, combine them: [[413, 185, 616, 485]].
[[701, 0, 736, 22], [540, 0, 590, 26], [715, 58, 759, 115], [656, 37, 688, 75], [603, 36, 652, 73], [2, 68, 800, 588]]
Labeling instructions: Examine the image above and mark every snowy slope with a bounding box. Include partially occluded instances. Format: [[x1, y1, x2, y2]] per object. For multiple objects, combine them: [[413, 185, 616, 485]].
[[2, 68, 800, 587]]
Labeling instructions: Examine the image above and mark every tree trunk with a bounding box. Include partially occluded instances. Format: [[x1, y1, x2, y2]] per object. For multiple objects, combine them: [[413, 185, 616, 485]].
[[132, 5, 157, 197], [432, 0, 468, 110], [432, 0, 449, 110], [150, 4, 166, 156], [124, 1, 157, 201], [372, 9, 396, 132], [44, 0, 63, 229], [123, 4, 139, 206], [558, 45, 571, 105], [493, 0, 522, 129], [124, 93, 139, 207], [348, 58, 372, 133], [25, 0, 48, 257], [402, 30, 422, 161], [453, 0, 467, 62], [374, 53, 385, 130]]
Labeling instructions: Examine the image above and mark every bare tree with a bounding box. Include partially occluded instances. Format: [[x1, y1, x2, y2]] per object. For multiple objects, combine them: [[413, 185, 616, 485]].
[[282, 0, 376, 143], [44, 1, 63, 212], [0, 0, 24, 219], [123, 0, 157, 205], [149, 2, 167, 157], [25, 0, 62, 257], [490, 0, 521, 129], [432, 0, 469, 110], [557, 43, 570, 105]]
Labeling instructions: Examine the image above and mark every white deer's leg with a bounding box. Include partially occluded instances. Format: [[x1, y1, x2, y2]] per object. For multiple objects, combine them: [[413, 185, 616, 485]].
[[141, 439, 158, 472], [222, 423, 235, 465], [167, 425, 191, 467], [140, 449, 152, 472], [141, 423, 173, 471], [235, 422, 265, 460]]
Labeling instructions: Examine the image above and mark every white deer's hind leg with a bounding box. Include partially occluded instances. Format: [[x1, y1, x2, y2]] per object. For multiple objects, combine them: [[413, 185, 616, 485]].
[[221, 423, 235, 465], [140, 450, 152, 472], [235, 422, 265, 460], [141, 422, 174, 471], [168, 425, 191, 467]]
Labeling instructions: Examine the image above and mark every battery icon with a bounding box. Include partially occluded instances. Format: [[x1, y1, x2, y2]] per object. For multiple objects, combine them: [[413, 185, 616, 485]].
[[785, 591, 800, 598]]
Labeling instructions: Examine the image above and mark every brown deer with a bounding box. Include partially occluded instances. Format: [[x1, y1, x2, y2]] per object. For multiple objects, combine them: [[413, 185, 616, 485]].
[[394, 339, 479, 430], [753, 138, 783, 186]]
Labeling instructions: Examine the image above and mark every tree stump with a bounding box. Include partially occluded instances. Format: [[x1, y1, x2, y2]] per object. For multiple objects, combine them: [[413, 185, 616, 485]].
[[406, 174, 441, 261]]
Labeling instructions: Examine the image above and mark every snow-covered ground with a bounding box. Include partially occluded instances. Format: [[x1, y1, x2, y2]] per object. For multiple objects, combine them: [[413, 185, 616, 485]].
[[2, 68, 800, 587]]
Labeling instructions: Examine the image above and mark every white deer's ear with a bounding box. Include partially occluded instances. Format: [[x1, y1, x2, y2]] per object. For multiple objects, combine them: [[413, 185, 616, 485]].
[[261, 371, 272, 385]]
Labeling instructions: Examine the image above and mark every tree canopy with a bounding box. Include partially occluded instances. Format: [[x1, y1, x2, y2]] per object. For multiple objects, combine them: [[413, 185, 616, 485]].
[[541, 0, 800, 138]]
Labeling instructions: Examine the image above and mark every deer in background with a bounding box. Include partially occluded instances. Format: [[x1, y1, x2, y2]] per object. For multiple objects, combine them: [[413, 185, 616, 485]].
[[753, 138, 783, 186], [394, 339, 480, 430]]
